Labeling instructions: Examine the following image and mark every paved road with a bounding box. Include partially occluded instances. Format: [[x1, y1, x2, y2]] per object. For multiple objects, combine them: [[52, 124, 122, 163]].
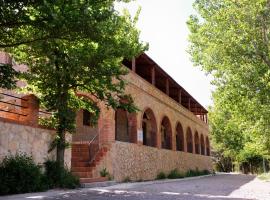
[[3, 174, 270, 200]]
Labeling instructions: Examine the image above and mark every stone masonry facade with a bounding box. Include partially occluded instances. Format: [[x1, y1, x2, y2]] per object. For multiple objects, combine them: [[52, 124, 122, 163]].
[[0, 52, 212, 182], [0, 119, 71, 168], [72, 54, 212, 182]]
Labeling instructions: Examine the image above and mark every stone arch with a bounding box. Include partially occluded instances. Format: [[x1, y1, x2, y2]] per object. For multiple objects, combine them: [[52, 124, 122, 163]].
[[161, 116, 172, 150], [194, 131, 200, 154], [175, 122, 184, 151], [186, 127, 193, 153], [115, 108, 129, 142], [141, 108, 157, 147], [73, 93, 100, 142], [206, 136, 210, 156], [200, 134, 205, 155], [115, 108, 137, 143]]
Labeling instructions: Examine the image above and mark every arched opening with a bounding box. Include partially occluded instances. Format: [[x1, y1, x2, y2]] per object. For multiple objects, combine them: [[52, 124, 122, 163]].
[[206, 136, 210, 156], [115, 108, 129, 142], [195, 131, 200, 154], [142, 108, 157, 147], [176, 123, 184, 151], [161, 116, 172, 150], [200, 134, 205, 155], [186, 127, 193, 153]]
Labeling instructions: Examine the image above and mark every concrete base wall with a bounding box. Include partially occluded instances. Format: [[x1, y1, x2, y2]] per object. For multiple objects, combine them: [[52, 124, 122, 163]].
[[111, 141, 212, 181], [0, 120, 71, 168]]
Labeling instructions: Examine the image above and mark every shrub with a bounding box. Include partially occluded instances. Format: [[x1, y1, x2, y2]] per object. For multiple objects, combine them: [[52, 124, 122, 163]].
[[123, 176, 131, 182], [167, 169, 184, 179], [185, 168, 210, 177], [0, 153, 47, 195], [156, 172, 167, 180], [44, 160, 80, 189], [100, 168, 109, 177], [185, 169, 198, 177], [201, 169, 210, 175]]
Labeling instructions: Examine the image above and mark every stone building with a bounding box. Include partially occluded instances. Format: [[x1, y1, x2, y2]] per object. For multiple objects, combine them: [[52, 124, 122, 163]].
[[0, 52, 212, 183], [72, 53, 212, 183]]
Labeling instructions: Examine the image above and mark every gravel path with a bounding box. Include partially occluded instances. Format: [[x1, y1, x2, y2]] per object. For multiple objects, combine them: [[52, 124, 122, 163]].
[[2, 174, 270, 200]]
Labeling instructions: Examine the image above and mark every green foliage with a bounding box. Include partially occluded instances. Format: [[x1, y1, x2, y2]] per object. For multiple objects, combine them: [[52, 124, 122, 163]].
[[38, 113, 58, 129], [1, 0, 147, 165], [188, 0, 270, 172], [0, 153, 47, 195], [156, 169, 210, 180], [185, 169, 210, 177], [123, 176, 131, 182], [0, 63, 17, 89], [44, 160, 79, 189], [167, 169, 184, 179], [99, 168, 109, 177], [156, 172, 167, 180]]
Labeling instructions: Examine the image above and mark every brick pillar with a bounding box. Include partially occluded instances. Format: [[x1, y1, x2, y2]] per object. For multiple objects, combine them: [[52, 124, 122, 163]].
[[183, 132, 187, 152], [192, 132, 196, 154], [128, 112, 138, 144], [172, 131, 176, 151], [21, 94, 39, 126], [99, 108, 115, 146], [157, 125, 161, 149]]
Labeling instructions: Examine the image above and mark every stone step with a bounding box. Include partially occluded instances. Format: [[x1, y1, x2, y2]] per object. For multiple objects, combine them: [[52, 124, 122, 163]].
[[71, 161, 89, 167], [71, 157, 90, 162], [71, 166, 94, 172], [72, 149, 89, 153], [72, 155, 90, 160], [73, 171, 93, 178]]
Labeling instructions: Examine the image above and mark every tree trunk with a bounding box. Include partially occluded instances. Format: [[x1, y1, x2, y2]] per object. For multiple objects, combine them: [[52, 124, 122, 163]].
[[56, 130, 66, 166]]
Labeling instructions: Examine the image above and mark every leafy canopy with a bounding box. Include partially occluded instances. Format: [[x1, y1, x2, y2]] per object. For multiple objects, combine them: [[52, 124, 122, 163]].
[[1, 0, 147, 165], [188, 0, 270, 166]]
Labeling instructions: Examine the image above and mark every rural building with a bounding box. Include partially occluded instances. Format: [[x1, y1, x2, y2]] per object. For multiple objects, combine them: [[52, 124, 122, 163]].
[[0, 52, 212, 183]]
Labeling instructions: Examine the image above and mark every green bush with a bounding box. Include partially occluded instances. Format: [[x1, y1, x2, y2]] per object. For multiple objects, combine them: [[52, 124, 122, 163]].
[[44, 160, 80, 189], [0, 153, 47, 195], [185, 168, 210, 177], [156, 171, 167, 180], [99, 168, 109, 177], [123, 176, 131, 182], [167, 169, 184, 179]]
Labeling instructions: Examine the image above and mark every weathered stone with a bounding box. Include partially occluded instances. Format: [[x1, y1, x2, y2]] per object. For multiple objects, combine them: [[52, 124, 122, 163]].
[[0, 120, 71, 168]]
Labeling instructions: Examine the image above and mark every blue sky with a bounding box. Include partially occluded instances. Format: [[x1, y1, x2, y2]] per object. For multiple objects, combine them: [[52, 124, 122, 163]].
[[116, 0, 214, 108]]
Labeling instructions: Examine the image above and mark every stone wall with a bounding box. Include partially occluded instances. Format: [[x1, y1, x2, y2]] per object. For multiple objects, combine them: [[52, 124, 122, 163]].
[[111, 141, 212, 181], [0, 120, 71, 168]]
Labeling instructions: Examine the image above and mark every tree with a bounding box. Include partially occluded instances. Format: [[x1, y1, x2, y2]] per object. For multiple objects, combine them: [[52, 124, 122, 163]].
[[1, 0, 147, 166], [0, 62, 17, 89], [188, 0, 270, 171]]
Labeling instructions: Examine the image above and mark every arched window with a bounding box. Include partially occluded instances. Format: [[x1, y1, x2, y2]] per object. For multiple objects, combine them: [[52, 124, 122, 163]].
[[186, 127, 193, 153], [142, 108, 157, 147], [176, 123, 184, 151], [115, 108, 129, 142], [195, 131, 200, 154], [200, 135, 205, 155], [161, 116, 172, 150], [206, 137, 210, 156]]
